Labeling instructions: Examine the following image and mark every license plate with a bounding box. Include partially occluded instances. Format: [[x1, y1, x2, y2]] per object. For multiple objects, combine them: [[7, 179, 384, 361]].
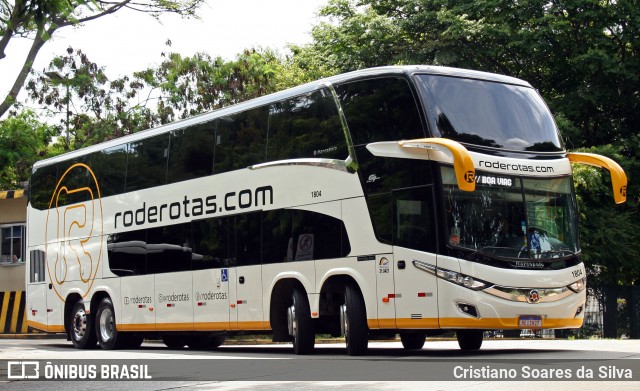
[[519, 315, 542, 328]]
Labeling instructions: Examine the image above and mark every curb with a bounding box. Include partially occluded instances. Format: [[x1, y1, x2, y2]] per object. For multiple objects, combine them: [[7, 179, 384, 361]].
[[0, 333, 65, 339]]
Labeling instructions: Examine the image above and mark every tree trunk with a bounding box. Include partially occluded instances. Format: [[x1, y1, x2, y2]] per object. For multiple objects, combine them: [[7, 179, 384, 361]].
[[0, 29, 51, 118], [602, 284, 619, 338]]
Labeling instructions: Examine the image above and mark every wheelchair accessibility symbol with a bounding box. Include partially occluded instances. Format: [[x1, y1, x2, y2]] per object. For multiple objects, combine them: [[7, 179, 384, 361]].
[[221, 268, 228, 282]]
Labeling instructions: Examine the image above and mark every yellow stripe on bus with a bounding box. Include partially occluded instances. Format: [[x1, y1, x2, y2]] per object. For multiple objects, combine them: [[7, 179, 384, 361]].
[[369, 317, 583, 330], [27, 320, 65, 333], [118, 321, 271, 332]]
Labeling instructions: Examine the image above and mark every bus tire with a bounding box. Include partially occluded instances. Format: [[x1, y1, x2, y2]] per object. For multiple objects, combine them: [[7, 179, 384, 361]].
[[124, 334, 144, 349], [162, 335, 186, 349], [289, 288, 315, 355], [457, 330, 483, 351], [342, 284, 368, 356], [95, 297, 125, 350], [209, 334, 226, 348], [400, 332, 426, 350], [69, 301, 97, 349]]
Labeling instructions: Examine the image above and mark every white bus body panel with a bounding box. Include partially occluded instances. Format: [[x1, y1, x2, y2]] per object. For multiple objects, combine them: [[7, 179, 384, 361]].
[[193, 268, 230, 330], [155, 271, 193, 331]]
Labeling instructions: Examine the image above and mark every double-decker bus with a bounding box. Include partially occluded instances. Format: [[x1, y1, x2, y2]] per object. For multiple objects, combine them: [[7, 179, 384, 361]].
[[26, 66, 627, 355]]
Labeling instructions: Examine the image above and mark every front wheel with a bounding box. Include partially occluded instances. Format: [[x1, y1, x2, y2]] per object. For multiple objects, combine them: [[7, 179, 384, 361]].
[[342, 284, 368, 356], [95, 297, 125, 350], [400, 332, 426, 350], [457, 330, 483, 351], [288, 288, 315, 355], [69, 301, 96, 349]]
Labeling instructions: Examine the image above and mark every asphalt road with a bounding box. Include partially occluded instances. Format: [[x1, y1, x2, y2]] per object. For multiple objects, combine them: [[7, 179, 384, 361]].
[[1, 337, 639, 390]]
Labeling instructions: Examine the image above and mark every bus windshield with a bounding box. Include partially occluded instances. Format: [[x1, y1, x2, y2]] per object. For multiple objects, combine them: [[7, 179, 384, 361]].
[[417, 74, 563, 152], [441, 167, 579, 260]]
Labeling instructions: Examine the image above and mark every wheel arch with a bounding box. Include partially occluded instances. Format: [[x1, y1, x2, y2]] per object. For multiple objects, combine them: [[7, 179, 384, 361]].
[[269, 277, 307, 342]]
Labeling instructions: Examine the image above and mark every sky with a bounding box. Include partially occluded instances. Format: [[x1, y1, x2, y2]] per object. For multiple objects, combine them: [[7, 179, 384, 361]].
[[0, 0, 327, 111]]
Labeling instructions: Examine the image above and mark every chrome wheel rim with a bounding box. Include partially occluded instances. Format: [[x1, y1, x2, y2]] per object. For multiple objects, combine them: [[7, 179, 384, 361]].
[[99, 307, 115, 343], [72, 308, 87, 341]]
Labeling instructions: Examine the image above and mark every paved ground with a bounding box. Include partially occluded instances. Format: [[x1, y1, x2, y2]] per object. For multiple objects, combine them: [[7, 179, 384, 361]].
[[0, 337, 638, 390]]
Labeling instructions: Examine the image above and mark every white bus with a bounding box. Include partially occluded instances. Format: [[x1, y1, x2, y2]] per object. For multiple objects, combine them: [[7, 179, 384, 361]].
[[26, 66, 627, 355]]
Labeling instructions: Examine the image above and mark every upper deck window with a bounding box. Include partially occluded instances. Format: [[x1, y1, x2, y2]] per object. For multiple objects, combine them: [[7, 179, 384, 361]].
[[416, 75, 563, 152]]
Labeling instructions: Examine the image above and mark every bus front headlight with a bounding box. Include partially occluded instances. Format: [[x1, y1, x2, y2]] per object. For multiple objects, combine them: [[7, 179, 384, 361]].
[[568, 277, 586, 293]]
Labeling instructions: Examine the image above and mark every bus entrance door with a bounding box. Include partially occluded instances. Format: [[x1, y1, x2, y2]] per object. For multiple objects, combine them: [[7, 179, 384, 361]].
[[393, 247, 439, 329]]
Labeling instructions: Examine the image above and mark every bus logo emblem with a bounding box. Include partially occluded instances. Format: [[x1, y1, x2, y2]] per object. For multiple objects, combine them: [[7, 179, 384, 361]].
[[45, 163, 103, 302], [527, 290, 540, 303], [464, 171, 475, 183]]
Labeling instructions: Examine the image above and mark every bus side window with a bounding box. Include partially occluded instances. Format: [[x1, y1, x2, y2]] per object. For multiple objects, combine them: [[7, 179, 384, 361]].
[[215, 107, 268, 174], [167, 122, 215, 184], [262, 209, 292, 264], [90, 145, 127, 198], [30, 164, 59, 210], [107, 231, 148, 277], [290, 209, 350, 262], [267, 89, 347, 161], [235, 212, 262, 267], [125, 133, 170, 192], [335, 77, 425, 146], [146, 223, 192, 274], [393, 186, 437, 253], [192, 217, 233, 269]]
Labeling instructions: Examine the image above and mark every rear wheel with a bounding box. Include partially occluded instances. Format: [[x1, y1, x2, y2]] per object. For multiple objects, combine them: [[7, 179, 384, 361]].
[[342, 284, 368, 356], [457, 330, 483, 351], [69, 301, 96, 349], [400, 332, 426, 350], [288, 288, 315, 355], [95, 297, 125, 350]]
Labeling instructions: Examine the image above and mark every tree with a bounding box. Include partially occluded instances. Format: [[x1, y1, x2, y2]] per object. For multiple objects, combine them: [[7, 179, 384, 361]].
[[0, 109, 54, 188], [26, 47, 155, 151], [135, 47, 285, 123], [0, 0, 204, 119], [301, 0, 640, 148]]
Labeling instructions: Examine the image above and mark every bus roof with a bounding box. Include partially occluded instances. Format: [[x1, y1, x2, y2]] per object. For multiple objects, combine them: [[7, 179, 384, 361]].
[[32, 65, 531, 170]]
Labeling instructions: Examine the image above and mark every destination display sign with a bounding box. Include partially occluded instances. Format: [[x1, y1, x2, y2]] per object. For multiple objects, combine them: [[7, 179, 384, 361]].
[[475, 174, 514, 187]]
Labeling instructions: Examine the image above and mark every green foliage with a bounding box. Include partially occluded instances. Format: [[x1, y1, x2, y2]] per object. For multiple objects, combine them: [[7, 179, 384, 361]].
[[26, 47, 156, 150], [0, 0, 206, 118], [300, 0, 640, 148], [572, 142, 640, 287], [0, 110, 55, 189], [137, 48, 284, 123]]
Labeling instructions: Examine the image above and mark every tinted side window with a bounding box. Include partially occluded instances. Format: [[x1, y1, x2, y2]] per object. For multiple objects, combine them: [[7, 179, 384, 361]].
[[291, 209, 350, 261], [167, 122, 215, 184], [146, 223, 192, 274], [215, 107, 268, 173], [267, 89, 346, 161], [30, 164, 58, 210], [262, 209, 293, 264], [335, 77, 424, 146], [235, 212, 262, 267], [55, 157, 95, 207], [125, 134, 170, 192], [91, 144, 127, 197], [192, 217, 234, 269], [393, 186, 437, 253], [107, 230, 148, 276]]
